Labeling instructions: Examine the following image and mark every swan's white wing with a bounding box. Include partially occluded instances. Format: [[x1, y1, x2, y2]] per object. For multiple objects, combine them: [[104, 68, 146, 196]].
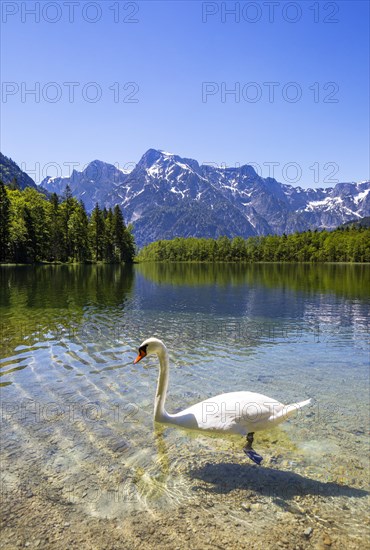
[[168, 391, 285, 434]]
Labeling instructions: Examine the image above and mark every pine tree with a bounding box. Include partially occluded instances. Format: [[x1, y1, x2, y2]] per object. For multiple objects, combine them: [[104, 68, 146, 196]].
[[24, 207, 37, 262], [22, 187, 50, 262], [122, 223, 136, 263], [48, 193, 63, 261], [112, 204, 125, 261], [104, 208, 115, 262], [0, 180, 10, 261], [112, 204, 135, 262], [61, 184, 74, 260], [69, 201, 90, 262], [49, 192, 59, 210], [89, 203, 105, 261]]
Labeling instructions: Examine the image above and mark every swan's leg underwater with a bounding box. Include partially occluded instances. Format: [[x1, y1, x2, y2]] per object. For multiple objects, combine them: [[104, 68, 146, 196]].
[[243, 432, 263, 465]]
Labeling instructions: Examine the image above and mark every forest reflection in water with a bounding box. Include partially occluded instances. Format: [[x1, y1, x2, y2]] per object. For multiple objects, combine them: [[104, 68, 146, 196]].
[[0, 264, 135, 360], [136, 261, 370, 298]]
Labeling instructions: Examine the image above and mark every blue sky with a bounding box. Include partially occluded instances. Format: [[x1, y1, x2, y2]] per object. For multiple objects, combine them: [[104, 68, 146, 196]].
[[1, 0, 369, 187]]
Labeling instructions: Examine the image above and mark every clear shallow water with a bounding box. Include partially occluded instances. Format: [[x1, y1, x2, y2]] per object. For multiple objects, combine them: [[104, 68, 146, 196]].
[[1, 264, 369, 540]]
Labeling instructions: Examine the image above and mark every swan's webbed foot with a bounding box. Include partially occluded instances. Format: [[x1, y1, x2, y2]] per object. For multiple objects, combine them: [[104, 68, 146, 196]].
[[243, 432, 263, 465], [245, 449, 263, 465]]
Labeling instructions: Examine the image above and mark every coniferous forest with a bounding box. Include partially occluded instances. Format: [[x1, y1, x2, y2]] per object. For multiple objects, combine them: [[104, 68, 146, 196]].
[[0, 181, 135, 264], [137, 228, 370, 263]]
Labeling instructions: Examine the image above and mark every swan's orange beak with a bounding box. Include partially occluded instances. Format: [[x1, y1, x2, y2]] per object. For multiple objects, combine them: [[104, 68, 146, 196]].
[[134, 349, 146, 364]]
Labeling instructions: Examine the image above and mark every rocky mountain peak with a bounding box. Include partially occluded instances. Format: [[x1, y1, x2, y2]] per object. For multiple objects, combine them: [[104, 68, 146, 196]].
[[34, 150, 370, 247]]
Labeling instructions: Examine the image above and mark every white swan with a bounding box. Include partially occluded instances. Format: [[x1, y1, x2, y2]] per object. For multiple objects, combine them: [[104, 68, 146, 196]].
[[134, 337, 311, 464]]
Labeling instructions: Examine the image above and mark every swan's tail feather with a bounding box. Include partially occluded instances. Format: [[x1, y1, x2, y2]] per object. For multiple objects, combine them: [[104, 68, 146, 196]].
[[274, 398, 312, 422], [295, 398, 312, 409]]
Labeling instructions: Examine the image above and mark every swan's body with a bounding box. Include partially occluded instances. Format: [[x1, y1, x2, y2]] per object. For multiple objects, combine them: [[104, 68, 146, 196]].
[[156, 390, 311, 435], [134, 337, 311, 463]]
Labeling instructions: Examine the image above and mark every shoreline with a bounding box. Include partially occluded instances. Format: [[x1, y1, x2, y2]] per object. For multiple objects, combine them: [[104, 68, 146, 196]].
[[1, 260, 369, 266]]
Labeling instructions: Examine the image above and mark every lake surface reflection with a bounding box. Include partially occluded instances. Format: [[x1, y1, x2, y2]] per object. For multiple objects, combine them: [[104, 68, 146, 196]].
[[1, 263, 369, 545]]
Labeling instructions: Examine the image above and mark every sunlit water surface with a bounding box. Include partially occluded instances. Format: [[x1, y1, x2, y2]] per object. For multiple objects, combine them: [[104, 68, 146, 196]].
[[1, 264, 369, 538]]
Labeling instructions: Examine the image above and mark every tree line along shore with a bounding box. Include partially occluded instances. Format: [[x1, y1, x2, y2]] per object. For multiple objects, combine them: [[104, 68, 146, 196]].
[[137, 228, 370, 263]]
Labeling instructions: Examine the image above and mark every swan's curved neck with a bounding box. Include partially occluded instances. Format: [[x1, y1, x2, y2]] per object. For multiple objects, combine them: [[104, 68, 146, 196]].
[[154, 347, 171, 422]]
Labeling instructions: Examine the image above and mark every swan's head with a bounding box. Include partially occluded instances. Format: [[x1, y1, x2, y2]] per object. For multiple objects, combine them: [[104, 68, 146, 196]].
[[133, 337, 166, 364]]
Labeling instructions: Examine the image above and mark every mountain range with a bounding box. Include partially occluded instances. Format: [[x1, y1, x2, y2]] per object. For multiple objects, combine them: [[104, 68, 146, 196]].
[[0, 152, 39, 191], [2, 150, 369, 247]]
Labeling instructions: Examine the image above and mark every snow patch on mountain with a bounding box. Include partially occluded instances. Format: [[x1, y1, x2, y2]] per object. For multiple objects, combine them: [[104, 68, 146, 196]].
[[354, 188, 370, 204], [304, 196, 343, 212]]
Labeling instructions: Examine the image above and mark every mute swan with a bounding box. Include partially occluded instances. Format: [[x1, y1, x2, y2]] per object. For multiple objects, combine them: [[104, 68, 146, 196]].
[[134, 337, 311, 464]]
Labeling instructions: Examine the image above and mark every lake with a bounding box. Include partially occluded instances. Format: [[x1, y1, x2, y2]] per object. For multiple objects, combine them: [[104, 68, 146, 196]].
[[1, 263, 369, 549]]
